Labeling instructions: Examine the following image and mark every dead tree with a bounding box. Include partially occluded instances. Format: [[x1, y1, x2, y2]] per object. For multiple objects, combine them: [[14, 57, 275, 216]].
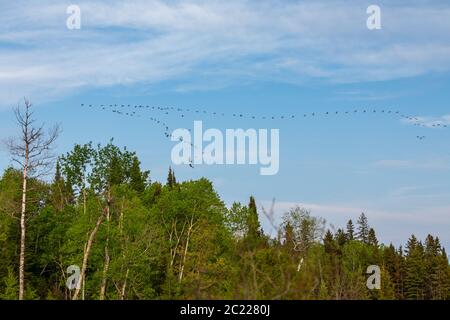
[[5, 98, 59, 300]]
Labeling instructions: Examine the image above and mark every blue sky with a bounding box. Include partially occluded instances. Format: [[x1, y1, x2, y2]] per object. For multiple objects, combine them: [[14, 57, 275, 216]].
[[1, 0, 450, 250]]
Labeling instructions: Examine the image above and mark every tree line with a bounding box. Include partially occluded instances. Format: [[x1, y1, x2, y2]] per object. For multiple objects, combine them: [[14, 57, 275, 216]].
[[0, 101, 449, 300]]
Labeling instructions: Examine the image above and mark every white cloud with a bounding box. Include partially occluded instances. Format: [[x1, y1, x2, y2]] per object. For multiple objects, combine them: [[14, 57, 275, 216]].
[[1, 0, 450, 107], [387, 185, 450, 200], [373, 158, 450, 170], [402, 114, 450, 128]]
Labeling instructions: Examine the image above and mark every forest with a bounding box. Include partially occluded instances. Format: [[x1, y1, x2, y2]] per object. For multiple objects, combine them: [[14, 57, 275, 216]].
[[0, 102, 449, 300]]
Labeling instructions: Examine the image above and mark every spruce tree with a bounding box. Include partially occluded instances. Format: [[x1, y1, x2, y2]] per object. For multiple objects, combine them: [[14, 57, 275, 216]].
[[396, 246, 405, 299], [439, 247, 450, 299], [245, 196, 262, 246], [50, 161, 70, 210], [356, 213, 370, 244], [383, 244, 404, 299], [130, 157, 148, 193], [167, 167, 175, 189], [323, 230, 335, 255], [424, 235, 438, 299], [379, 266, 396, 300], [346, 219, 355, 241], [424, 235, 450, 299], [335, 228, 347, 247], [368, 228, 378, 247], [404, 235, 426, 299]]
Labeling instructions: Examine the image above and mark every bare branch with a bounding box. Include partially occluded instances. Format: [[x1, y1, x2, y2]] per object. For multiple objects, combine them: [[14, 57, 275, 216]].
[[5, 100, 60, 178], [1, 97, 60, 300]]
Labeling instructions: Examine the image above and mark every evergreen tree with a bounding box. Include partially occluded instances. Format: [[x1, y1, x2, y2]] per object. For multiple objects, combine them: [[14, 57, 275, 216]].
[[439, 248, 450, 299], [424, 235, 450, 299], [424, 235, 438, 299], [245, 196, 262, 246], [346, 219, 355, 241], [129, 157, 148, 193], [383, 244, 404, 299], [323, 230, 335, 255], [379, 266, 396, 300], [166, 167, 177, 189], [404, 235, 426, 299], [335, 228, 347, 247], [356, 213, 370, 244], [50, 161, 72, 210], [368, 228, 378, 247]]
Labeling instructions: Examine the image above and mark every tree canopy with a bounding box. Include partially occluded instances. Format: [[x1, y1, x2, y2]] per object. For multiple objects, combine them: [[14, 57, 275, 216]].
[[0, 143, 449, 300]]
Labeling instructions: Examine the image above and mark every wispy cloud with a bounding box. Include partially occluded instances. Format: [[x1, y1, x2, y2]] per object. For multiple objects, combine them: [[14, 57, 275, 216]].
[[387, 185, 450, 199], [402, 114, 450, 128], [1, 0, 450, 106], [373, 158, 450, 170], [333, 89, 406, 101]]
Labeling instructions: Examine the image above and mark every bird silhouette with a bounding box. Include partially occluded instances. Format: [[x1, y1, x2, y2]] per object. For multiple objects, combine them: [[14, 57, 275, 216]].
[[188, 158, 195, 168], [84, 103, 448, 150]]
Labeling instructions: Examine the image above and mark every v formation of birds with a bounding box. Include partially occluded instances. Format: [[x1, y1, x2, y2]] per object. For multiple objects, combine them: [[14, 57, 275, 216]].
[[80, 103, 448, 153]]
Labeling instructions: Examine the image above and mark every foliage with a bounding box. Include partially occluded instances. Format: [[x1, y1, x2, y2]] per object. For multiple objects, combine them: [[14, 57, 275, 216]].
[[0, 142, 449, 300]]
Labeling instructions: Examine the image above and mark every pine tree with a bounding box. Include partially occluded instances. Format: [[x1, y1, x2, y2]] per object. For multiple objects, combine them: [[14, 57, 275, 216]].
[[323, 230, 335, 255], [404, 235, 426, 299], [50, 161, 69, 210], [335, 228, 347, 247], [383, 244, 404, 299], [379, 266, 396, 300], [396, 246, 405, 299], [368, 228, 378, 247], [346, 219, 355, 241], [167, 167, 174, 189], [356, 213, 370, 244], [130, 157, 148, 193], [166, 167, 177, 189], [245, 196, 262, 246], [424, 235, 438, 299], [424, 235, 450, 299], [439, 247, 450, 299], [172, 169, 177, 186]]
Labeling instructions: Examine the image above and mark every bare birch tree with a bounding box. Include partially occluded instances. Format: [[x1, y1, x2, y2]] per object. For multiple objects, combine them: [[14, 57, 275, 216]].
[[4, 98, 59, 300]]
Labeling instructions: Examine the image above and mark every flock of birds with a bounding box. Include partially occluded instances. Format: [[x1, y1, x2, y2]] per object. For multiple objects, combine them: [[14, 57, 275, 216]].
[[80, 103, 449, 152]]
